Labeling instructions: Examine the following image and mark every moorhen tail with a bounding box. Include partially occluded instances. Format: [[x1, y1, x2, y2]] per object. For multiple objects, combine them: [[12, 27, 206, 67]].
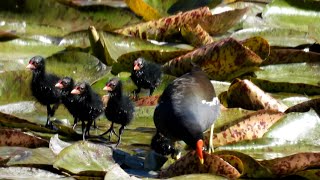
[[101, 78, 135, 147], [70, 82, 103, 140], [26, 56, 61, 128], [153, 67, 220, 164], [130, 57, 162, 99]]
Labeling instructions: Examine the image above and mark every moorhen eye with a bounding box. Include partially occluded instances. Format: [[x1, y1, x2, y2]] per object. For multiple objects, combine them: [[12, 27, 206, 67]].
[[101, 77, 135, 147], [26, 55, 61, 128], [130, 57, 162, 99]]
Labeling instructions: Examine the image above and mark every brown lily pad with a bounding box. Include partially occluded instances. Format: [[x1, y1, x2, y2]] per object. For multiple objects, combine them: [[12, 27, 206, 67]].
[[134, 95, 160, 106], [0, 30, 19, 42], [262, 48, 320, 65], [219, 79, 288, 111], [0, 128, 48, 148], [159, 151, 241, 179], [181, 24, 215, 47], [207, 110, 284, 147], [259, 152, 320, 177], [285, 98, 320, 116], [162, 38, 263, 81]]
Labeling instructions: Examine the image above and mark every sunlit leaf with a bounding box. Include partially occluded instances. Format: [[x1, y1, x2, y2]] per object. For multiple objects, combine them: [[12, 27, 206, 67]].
[[240, 36, 270, 60], [181, 24, 215, 47], [250, 78, 320, 96], [159, 151, 241, 179], [104, 163, 141, 180], [0, 128, 48, 148], [53, 141, 115, 176], [207, 110, 284, 147], [56, 0, 127, 8], [162, 38, 263, 80], [219, 79, 288, 111], [125, 0, 162, 20]]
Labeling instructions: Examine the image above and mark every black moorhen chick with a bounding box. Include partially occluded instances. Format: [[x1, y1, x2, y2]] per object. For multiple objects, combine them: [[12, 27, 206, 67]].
[[70, 82, 103, 140], [153, 67, 220, 164], [26, 56, 61, 127], [55, 77, 80, 129], [151, 131, 179, 159], [101, 78, 135, 146], [130, 57, 162, 98]]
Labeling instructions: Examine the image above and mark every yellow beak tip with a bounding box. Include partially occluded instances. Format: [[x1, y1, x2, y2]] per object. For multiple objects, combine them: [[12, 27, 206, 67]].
[[200, 158, 204, 164]]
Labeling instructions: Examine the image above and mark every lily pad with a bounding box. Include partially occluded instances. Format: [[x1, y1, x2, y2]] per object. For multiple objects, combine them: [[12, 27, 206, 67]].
[[285, 98, 320, 116], [208, 110, 284, 147], [53, 141, 115, 176], [0, 167, 68, 179], [159, 151, 241, 179], [0, 30, 19, 42], [219, 79, 288, 111], [162, 38, 263, 80], [125, 0, 162, 20], [0, 128, 48, 148], [181, 24, 215, 47]]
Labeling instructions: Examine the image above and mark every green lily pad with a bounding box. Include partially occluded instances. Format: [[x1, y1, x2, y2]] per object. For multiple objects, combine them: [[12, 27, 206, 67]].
[[0, 128, 48, 148], [250, 78, 320, 95], [53, 141, 115, 176], [0, 30, 19, 42], [88, 26, 189, 73], [0, 167, 69, 179], [0, 146, 55, 167], [162, 38, 263, 80]]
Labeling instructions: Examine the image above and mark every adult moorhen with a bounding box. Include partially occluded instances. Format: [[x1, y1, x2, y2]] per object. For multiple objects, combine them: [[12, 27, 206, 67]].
[[70, 82, 103, 140], [101, 78, 135, 146], [26, 56, 61, 128], [130, 57, 162, 99], [153, 67, 220, 164]]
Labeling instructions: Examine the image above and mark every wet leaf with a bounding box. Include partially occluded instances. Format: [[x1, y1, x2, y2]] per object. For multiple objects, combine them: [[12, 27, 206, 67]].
[[0, 146, 55, 167], [125, 0, 162, 20], [250, 78, 320, 96], [260, 152, 320, 176], [0, 167, 68, 179], [262, 0, 320, 32], [285, 98, 320, 116], [162, 38, 263, 81], [262, 48, 320, 65], [88, 26, 189, 72], [214, 150, 274, 178], [159, 151, 241, 179], [49, 134, 72, 155], [218, 79, 288, 111], [207, 110, 284, 147], [181, 24, 215, 47], [0, 128, 48, 148], [56, 0, 127, 8], [53, 141, 115, 176], [104, 163, 141, 180], [0, 30, 19, 42]]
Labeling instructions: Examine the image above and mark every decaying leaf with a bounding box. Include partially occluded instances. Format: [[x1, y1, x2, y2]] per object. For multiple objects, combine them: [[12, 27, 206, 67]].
[[115, 7, 248, 41], [262, 48, 320, 65], [115, 7, 212, 41], [285, 98, 320, 116], [218, 79, 288, 111], [162, 38, 263, 80], [207, 110, 284, 147], [125, 0, 162, 21], [0, 30, 19, 42], [259, 152, 320, 176], [241, 36, 270, 60], [250, 78, 320, 96], [181, 24, 215, 47], [0, 128, 48, 148], [159, 151, 241, 179]]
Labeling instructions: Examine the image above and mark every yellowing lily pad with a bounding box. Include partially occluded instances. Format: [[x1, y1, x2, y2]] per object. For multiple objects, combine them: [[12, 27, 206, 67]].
[[125, 0, 162, 20], [181, 24, 215, 47]]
